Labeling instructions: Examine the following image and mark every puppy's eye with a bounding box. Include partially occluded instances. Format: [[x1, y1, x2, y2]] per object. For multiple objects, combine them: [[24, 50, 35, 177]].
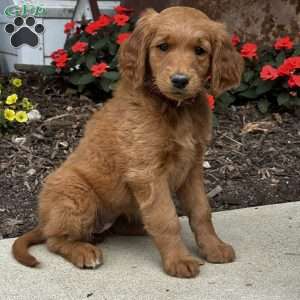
[[157, 43, 169, 52], [195, 47, 205, 56]]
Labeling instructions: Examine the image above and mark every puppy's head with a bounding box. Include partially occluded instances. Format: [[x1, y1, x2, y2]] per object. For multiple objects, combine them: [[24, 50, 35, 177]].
[[118, 7, 244, 102]]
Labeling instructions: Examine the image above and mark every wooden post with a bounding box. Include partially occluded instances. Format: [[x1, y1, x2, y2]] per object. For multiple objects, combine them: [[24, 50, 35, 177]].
[[89, 0, 100, 20]]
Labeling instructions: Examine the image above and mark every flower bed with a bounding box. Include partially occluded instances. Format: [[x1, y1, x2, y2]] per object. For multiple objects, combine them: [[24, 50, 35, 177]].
[[45, 5, 136, 98], [217, 35, 300, 113], [44, 5, 300, 115], [0, 77, 37, 133]]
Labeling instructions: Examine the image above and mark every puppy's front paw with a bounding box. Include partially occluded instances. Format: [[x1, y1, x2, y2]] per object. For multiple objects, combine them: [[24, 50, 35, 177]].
[[201, 241, 235, 263], [164, 255, 203, 278], [70, 243, 103, 269]]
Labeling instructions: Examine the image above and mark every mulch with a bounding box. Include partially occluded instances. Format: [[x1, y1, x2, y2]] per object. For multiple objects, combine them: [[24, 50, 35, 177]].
[[0, 73, 299, 238]]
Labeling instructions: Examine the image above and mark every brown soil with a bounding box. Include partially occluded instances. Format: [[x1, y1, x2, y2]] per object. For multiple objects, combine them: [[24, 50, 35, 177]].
[[0, 73, 299, 238]]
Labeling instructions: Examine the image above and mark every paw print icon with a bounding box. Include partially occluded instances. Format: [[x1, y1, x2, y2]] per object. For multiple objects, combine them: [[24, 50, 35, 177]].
[[5, 16, 44, 48]]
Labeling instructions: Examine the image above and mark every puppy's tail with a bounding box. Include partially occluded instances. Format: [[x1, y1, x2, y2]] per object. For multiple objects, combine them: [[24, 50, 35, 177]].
[[12, 227, 46, 267]]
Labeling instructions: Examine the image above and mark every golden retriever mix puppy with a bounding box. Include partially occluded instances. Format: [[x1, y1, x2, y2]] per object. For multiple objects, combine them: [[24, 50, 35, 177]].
[[13, 6, 243, 278]]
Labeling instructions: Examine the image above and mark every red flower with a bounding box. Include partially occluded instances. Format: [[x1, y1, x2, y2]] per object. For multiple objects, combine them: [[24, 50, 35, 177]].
[[278, 56, 300, 76], [288, 75, 300, 88], [206, 94, 215, 111], [116, 32, 131, 44], [260, 65, 278, 80], [278, 60, 294, 76], [64, 20, 75, 33], [114, 5, 132, 14], [113, 14, 129, 26], [286, 56, 300, 71], [71, 41, 88, 54], [85, 15, 111, 35], [85, 21, 99, 35], [96, 15, 111, 28], [51, 49, 65, 60], [240, 43, 257, 59], [91, 63, 109, 77], [231, 33, 240, 47], [51, 49, 68, 69], [55, 57, 68, 68], [274, 36, 293, 51]]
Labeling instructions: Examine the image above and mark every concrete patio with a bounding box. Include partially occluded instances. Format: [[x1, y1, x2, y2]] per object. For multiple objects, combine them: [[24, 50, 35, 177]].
[[0, 202, 299, 300]]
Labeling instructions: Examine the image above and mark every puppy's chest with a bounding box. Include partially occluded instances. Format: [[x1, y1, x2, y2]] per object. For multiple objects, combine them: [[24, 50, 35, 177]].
[[166, 129, 197, 191]]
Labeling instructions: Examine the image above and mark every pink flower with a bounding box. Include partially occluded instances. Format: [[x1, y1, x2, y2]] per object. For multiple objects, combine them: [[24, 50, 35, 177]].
[[260, 65, 278, 80], [274, 36, 293, 51]]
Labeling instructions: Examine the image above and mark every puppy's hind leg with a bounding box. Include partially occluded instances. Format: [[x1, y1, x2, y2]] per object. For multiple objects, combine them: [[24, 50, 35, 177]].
[[41, 175, 103, 269]]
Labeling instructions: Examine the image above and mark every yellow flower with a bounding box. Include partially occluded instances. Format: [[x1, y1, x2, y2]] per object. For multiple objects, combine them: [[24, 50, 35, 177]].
[[11, 78, 22, 88], [6, 94, 18, 105], [4, 108, 16, 121], [22, 97, 33, 110], [15, 111, 28, 123]]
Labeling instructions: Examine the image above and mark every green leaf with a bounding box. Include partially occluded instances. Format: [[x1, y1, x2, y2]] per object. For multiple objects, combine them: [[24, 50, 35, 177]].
[[40, 65, 56, 75], [68, 73, 81, 85], [216, 92, 236, 111], [102, 71, 120, 81], [76, 55, 85, 65], [277, 93, 290, 106], [119, 24, 130, 33], [233, 82, 249, 93], [79, 36, 89, 43], [110, 56, 118, 68], [275, 51, 285, 66], [69, 73, 95, 86], [94, 38, 109, 50], [255, 80, 274, 96], [108, 42, 117, 56], [243, 70, 255, 83], [238, 88, 257, 99], [78, 73, 95, 85], [85, 54, 97, 69], [293, 45, 300, 56], [100, 77, 111, 92], [257, 99, 270, 113], [212, 113, 218, 128]]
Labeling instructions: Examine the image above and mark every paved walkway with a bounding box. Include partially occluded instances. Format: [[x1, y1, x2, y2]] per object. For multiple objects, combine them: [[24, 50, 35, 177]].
[[0, 202, 299, 300]]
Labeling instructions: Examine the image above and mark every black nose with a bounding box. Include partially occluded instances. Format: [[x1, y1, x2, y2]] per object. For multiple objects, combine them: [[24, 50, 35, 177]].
[[171, 74, 189, 89]]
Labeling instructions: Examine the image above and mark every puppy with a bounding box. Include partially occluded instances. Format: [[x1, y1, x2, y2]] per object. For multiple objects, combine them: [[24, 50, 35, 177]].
[[13, 7, 243, 278]]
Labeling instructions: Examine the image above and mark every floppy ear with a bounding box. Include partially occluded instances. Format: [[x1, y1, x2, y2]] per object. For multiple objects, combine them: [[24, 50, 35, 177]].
[[118, 9, 158, 89], [210, 24, 244, 97]]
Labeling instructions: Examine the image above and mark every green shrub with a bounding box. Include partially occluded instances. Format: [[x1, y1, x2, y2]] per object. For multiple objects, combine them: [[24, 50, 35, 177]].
[[45, 5, 136, 97], [48, 7, 300, 113], [217, 35, 300, 113]]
